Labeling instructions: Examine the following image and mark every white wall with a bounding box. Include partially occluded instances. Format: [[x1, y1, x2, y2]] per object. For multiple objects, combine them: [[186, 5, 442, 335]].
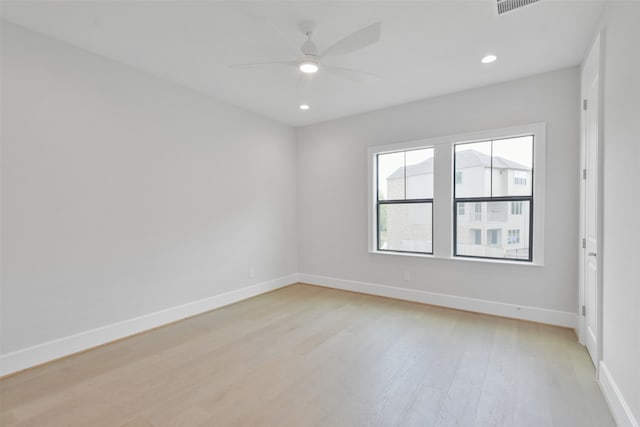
[[0, 22, 298, 356], [597, 2, 640, 425], [296, 67, 580, 315]]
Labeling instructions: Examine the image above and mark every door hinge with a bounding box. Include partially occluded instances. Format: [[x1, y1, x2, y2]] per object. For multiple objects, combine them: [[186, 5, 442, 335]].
[[582, 305, 586, 316], [582, 238, 586, 249], [583, 99, 588, 110], [583, 169, 587, 180]]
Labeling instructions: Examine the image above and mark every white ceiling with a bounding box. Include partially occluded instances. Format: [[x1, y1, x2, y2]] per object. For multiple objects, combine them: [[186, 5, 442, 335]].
[[1, 1, 605, 126]]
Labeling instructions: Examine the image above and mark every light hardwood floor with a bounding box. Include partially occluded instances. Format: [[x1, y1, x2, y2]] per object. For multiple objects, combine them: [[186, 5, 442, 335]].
[[0, 284, 614, 427]]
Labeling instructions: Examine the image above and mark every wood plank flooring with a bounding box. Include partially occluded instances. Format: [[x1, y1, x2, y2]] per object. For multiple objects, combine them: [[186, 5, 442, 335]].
[[0, 284, 615, 426]]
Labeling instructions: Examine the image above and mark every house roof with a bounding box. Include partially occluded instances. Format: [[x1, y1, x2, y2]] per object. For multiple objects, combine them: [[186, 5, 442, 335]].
[[386, 149, 530, 180]]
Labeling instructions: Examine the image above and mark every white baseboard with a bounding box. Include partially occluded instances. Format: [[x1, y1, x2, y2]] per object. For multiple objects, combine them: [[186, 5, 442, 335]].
[[299, 273, 577, 328], [0, 274, 298, 377], [1, 272, 579, 377], [599, 361, 639, 427]]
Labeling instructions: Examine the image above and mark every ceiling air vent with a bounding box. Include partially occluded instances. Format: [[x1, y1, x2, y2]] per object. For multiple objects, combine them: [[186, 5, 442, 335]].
[[496, 0, 540, 15]]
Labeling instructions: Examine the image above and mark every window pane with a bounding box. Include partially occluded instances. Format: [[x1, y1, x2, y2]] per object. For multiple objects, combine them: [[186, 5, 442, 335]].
[[406, 148, 434, 199], [488, 202, 508, 222], [455, 141, 492, 198], [511, 201, 523, 215], [379, 203, 432, 253], [456, 200, 530, 260], [470, 229, 481, 244], [492, 136, 533, 197], [378, 152, 405, 201]]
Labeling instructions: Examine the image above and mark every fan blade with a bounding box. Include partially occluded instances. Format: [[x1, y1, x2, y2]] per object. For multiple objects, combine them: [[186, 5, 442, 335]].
[[323, 64, 381, 82], [229, 61, 296, 70], [320, 22, 381, 58]]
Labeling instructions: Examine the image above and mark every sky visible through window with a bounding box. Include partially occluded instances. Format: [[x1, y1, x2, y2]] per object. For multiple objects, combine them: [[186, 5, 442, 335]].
[[456, 136, 533, 168]]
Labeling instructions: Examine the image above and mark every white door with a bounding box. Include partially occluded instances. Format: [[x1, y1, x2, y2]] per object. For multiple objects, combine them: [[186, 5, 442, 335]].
[[580, 36, 601, 367]]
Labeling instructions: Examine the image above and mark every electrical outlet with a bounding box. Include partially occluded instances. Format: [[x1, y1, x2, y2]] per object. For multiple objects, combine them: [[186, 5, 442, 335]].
[[403, 271, 411, 281], [248, 267, 255, 278]]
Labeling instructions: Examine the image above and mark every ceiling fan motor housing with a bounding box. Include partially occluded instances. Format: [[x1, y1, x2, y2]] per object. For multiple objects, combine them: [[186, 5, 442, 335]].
[[301, 39, 317, 57]]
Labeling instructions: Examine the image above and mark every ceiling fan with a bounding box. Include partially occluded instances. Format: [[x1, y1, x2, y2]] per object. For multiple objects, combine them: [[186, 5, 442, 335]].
[[230, 20, 382, 82]]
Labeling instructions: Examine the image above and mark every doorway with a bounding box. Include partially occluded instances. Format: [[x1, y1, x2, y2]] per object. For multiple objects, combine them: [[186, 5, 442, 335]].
[[579, 33, 603, 369]]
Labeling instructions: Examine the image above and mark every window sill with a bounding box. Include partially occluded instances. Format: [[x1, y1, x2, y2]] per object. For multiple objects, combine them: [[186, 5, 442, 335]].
[[368, 250, 543, 267]]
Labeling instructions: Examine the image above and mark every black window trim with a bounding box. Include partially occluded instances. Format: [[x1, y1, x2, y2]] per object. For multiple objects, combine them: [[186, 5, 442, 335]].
[[376, 149, 434, 255], [453, 135, 535, 262]]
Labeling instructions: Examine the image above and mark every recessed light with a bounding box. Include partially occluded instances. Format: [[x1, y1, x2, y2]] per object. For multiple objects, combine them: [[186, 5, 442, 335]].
[[299, 104, 310, 110], [481, 55, 497, 64], [299, 61, 319, 74]]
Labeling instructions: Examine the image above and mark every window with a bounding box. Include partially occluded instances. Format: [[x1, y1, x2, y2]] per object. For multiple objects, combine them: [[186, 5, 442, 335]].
[[487, 229, 502, 246], [454, 135, 533, 261], [376, 148, 434, 254], [369, 123, 544, 264], [511, 201, 523, 215], [470, 229, 481, 245], [513, 170, 528, 185], [474, 203, 482, 221]]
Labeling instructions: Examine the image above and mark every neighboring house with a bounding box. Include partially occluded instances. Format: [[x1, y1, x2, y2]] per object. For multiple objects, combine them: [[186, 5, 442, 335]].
[[383, 149, 531, 258]]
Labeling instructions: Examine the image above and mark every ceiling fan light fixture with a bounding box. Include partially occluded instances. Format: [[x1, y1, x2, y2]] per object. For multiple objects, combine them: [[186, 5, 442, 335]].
[[481, 54, 497, 64], [299, 61, 319, 74], [299, 104, 310, 110]]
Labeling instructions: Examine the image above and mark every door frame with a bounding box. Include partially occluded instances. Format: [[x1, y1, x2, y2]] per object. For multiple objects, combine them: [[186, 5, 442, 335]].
[[578, 31, 605, 370]]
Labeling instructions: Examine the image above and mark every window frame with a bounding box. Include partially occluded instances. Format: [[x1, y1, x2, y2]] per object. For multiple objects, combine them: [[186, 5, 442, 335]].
[[367, 123, 545, 266], [453, 135, 535, 262], [375, 148, 434, 255]]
